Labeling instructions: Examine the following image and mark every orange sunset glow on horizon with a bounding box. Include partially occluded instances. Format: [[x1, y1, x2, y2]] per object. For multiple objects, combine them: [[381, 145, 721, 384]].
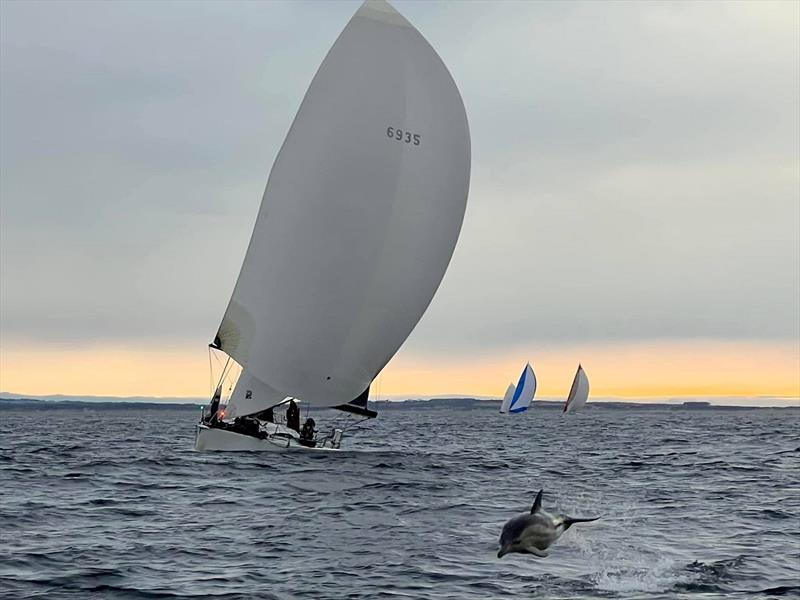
[[2, 339, 797, 406]]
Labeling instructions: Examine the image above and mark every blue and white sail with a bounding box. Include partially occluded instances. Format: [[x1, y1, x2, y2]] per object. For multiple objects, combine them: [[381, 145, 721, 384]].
[[507, 363, 537, 414]]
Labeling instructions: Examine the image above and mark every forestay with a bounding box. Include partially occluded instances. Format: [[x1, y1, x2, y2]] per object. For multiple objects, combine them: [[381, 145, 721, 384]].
[[213, 0, 471, 411]]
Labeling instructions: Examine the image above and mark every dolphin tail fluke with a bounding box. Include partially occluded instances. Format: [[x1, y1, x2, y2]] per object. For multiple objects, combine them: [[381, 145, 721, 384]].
[[531, 489, 544, 514], [563, 516, 600, 530]]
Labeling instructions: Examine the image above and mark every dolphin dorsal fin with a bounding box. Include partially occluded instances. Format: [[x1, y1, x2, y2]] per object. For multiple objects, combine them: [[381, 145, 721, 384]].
[[531, 489, 544, 514]]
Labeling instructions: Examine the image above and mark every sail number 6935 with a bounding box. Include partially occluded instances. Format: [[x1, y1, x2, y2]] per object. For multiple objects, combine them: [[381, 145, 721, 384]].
[[386, 127, 421, 146]]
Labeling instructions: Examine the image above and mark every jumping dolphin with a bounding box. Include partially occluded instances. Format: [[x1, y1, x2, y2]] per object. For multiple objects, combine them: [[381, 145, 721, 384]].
[[497, 489, 599, 558]]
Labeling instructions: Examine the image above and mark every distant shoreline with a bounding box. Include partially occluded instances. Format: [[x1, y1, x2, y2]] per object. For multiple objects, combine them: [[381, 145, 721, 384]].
[[1, 396, 797, 411]]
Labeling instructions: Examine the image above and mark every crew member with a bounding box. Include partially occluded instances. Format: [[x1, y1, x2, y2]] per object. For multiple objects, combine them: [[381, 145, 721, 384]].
[[206, 385, 222, 424], [286, 399, 300, 432], [299, 417, 317, 448]]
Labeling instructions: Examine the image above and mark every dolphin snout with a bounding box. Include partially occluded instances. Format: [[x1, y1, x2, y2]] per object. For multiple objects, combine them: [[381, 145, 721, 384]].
[[497, 545, 510, 558]]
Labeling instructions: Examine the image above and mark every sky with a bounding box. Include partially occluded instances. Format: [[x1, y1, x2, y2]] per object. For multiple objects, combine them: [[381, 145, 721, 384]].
[[1, 0, 798, 404]]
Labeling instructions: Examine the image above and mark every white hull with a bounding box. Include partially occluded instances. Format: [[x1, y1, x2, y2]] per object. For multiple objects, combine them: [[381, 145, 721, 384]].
[[194, 424, 340, 453]]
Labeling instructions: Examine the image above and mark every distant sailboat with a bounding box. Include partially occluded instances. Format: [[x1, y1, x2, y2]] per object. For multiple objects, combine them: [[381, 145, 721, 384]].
[[195, 0, 471, 451], [501, 363, 537, 414], [563, 365, 590, 413], [499, 383, 515, 414]]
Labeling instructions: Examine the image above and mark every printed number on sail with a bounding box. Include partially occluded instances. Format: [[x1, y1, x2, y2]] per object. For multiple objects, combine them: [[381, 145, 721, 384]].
[[386, 127, 421, 146]]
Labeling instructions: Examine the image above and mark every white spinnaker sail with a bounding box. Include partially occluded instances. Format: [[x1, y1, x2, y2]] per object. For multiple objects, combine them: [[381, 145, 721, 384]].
[[499, 383, 515, 414], [508, 363, 537, 413], [563, 365, 590, 413], [214, 0, 471, 410]]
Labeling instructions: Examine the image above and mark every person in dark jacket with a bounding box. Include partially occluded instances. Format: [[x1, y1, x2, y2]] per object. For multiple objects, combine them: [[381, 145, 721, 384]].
[[286, 399, 300, 432], [299, 417, 317, 448], [206, 385, 222, 424]]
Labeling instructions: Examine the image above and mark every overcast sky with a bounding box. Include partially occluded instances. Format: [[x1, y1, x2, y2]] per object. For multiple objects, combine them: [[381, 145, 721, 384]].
[[1, 1, 798, 388]]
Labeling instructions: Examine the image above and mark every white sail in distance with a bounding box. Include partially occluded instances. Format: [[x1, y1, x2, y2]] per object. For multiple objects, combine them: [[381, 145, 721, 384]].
[[213, 0, 470, 411], [563, 365, 590, 413], [508, 363, 537, 414], [499, 383, 515, 414]]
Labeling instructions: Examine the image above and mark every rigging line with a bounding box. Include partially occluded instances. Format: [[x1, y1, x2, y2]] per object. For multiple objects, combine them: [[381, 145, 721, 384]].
[[212, 348, 225, 369], [322, 409, 346, 428], [215, 356, 232, 393], [317, 412, 370, 443], [341, 416, 371, 434], [222, 357, 233, 383], [208, 347, 213, 397], [328, 413, 346, 429], [225, 363, 240, 391]]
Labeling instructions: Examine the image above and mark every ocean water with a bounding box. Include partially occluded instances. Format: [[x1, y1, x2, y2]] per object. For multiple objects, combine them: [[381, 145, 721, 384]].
[[1, 404, 798, 600]]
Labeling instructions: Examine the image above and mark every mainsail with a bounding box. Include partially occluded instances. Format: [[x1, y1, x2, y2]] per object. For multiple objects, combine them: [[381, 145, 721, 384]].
[[216, 0, 470, 417], [563, 365, 590, 413], [507, 363, 537, 414], [499, 383, 515, 414], [224, 371, 285, 420]]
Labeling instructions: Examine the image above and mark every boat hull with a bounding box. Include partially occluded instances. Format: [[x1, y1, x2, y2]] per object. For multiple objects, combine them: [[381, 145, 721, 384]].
[[194, 424, 339, 453]]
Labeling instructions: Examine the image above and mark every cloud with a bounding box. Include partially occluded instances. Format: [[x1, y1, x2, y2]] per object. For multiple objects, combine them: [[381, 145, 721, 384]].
[[1, 0, 798, 360]]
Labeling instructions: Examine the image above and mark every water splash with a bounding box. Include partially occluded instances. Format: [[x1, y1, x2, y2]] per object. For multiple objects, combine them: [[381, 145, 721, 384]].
[[570, 533, 695, 594]]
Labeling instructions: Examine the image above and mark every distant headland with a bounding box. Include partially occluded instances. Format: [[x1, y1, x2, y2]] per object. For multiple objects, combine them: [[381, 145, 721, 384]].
[[1, 393, 796, 411]]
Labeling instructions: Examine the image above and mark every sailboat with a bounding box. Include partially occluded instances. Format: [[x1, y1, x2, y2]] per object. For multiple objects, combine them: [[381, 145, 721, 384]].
[[195, 0, 471, 452], [562, 365, 590, 413], [499, 363, 537, 414]]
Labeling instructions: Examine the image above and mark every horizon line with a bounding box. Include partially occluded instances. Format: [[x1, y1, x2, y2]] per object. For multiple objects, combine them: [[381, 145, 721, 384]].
[[2, 390, 797, 408]]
